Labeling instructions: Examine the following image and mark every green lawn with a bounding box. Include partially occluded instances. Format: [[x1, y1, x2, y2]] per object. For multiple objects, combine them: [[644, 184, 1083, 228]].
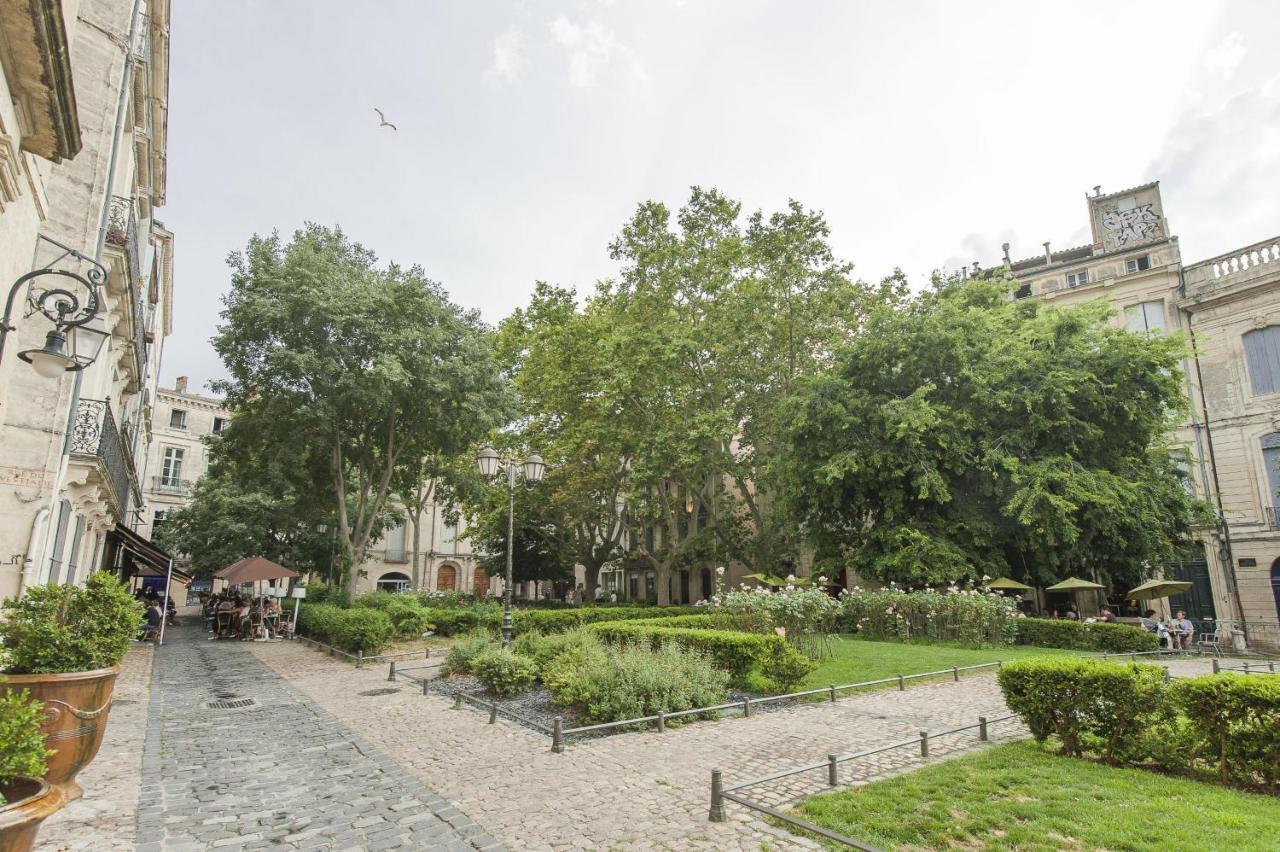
[[792, 741, 1280, 851], [796, 636, 1070, 691]]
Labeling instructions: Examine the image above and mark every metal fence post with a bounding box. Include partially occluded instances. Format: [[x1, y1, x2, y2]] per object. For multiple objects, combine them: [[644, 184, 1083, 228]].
[[488, 702, 498, 724], [357, 650, 363, 668], [1130, 652, 1137, 663], [827, 754, 838, 786], [421, 678, 429, 697], [388, 660, 397, 682], [1243, 662, 1251, 674], [552, 717, 564, 754], [996, 660, 1003, 670], [952, 666, 959, 682], [657, 711, 666, 733], [709, 770, 726, 822], [1212, 658, 1220, 674], [829, 684, 837, 702], [743, 698, 752, 718], [1270, 661, 1276, 673], [453, 694, 463, 711], [978, 716, 988, 741], [897, 674, 905, 691], [1162, 666, 1171, 683], [919, 730, 929, 757], [424, 647, 430, 659]]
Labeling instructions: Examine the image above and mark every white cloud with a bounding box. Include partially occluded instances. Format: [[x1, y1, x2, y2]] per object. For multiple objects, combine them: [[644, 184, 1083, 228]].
[[548, 16, 644, 88], [1203, 31, 1246, 79], [488, 29, 528, 83]]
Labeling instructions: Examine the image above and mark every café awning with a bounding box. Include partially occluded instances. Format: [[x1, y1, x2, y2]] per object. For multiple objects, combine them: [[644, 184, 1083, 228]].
[[1127, 579, 1193, 600], [108, 523, 178, 575], [215, 556, 298, 584], [986, 577, 1034, 591], [1045, 576, 1106, 592]]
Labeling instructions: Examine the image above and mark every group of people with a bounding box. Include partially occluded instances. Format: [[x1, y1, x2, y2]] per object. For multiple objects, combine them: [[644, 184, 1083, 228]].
[[136, 588, 176, 641], [199, 591, 287, 641], [1140, 609, 1197, 650]]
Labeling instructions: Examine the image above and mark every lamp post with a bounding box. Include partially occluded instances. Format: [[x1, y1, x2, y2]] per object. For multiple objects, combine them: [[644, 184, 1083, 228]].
[[477, 446, 546, 647], [2, 239, 109, 377]]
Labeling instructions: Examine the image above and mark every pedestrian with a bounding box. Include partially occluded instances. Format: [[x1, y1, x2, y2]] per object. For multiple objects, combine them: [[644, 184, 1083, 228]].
[[1099, 608, 1116, 623]]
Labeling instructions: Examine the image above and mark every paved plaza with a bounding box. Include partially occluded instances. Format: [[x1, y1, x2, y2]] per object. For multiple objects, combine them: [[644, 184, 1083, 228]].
[[39, 620, 1226, 851]]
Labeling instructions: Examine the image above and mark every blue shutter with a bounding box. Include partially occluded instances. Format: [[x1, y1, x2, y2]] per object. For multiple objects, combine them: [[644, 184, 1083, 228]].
[[1244, 326, 1280, 396], [1263, 433, 1280, 513]]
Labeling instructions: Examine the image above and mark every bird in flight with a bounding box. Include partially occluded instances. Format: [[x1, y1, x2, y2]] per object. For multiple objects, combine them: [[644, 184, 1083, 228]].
[[374, 108, 397, 131]]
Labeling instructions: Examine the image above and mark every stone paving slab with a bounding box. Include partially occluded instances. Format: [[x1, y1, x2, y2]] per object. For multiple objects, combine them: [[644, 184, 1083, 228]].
[[125, 623, 502, 851]]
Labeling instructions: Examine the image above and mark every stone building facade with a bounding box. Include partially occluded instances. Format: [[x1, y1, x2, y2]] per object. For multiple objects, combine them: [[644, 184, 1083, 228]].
[[980, 182, 1280, 635], [0, 0, 174, 600], [356, 501, 489, 596], [134, 377, 230, 545]]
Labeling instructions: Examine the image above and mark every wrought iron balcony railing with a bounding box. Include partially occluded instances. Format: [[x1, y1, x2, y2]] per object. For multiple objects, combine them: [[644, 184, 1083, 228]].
[[105, 195, 150, 383], [384, 549, 409, 564], [152, 477, 192, 496], [70, 399, 137, 516], [1265, 506, 1280, 529]]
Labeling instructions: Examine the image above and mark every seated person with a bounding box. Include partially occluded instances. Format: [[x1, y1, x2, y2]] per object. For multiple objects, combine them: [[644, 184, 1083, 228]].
[[142, 600, 163, 640], [1099, 608, 1117, 623], [1173, 610, 1195, 650]]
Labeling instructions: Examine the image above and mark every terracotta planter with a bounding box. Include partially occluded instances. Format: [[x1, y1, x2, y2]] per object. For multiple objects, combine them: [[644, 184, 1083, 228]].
[[0, 668, 120, 801], [0, 776, 66, 852]]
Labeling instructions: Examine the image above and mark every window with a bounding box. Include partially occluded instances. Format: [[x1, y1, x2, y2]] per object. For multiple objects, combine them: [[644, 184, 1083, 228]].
[[1243, 326, 1280, 396], [212, 417, 227, 434], [1066, 270, 1089, 288], [441, 522, 457, 555], [384, 524, 407, 562], [1125, 302, 1165, 334], [1262, 434, 1280, 524], [169, 408, 187, 429], [153, 509, 170, 532], [161, 447, 185, 485], [1125, 255, 1151, 274], [1012, 283, 1032, 300]]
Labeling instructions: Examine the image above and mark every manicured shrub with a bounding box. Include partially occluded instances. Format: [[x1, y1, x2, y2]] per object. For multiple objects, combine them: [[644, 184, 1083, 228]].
[[721, 586, 841, 659], [759, 642, 817, 691], [297, 603, 394, 654], [0, 571, 144, 674], [998, 658, 1166, 759], [513, 628, 603, 676], [429, 610, 495, 637], [1015, 618, 1157, 653], [545, 642, 730, 725], [0, 682, 51, 802], [512, 606, 705, 636], [469, 648, 537, 697], [837, 586, 1019, 647], [586, 619, 790, 684], [385, 602, 434, 639], [444, 633, 500, 676], [1173, 674, 1280, 787], [353, 590, 402, 610]]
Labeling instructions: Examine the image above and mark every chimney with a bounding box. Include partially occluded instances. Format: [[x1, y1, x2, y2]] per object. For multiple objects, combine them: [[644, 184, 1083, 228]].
[[1001, 242, 1011, 266], [1093, 185, 1102, 197], [175, 376, 188, 393], [1042, 242, 1052, 264], [971, 261, 981, 277]]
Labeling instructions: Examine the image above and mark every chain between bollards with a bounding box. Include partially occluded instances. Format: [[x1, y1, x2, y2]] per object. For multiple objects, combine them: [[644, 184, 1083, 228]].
[[552, 716, 564, 753], [708, 770, 725, 822]]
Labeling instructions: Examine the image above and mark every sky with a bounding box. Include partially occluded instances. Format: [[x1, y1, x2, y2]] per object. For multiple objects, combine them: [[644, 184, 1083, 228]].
[[159, 0, 1280, 392]]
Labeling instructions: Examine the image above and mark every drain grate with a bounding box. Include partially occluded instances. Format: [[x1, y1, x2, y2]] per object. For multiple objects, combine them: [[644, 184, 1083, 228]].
[[204, 697, 258, 710], [358, 687, 401, 697]]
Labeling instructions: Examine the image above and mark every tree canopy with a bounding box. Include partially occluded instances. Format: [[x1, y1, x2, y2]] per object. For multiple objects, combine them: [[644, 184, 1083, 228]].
[[782, 277, 1211, 589]]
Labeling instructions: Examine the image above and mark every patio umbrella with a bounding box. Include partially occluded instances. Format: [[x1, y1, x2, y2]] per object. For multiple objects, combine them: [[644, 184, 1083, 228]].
[[1044, 577, 1105, 592], [215, 556, 299, 585], [985, 577, 1034, 591], [1126, 579, 1193, 600]]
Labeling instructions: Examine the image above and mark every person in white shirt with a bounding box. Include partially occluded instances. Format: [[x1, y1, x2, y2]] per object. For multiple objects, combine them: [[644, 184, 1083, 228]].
[[1173, 610, 1195, 651]]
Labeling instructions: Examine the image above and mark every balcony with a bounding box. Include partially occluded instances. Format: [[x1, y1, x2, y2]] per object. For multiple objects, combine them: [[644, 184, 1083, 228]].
[[152, 476, 192, 496], [384, 549, 409, 564], [1183, 236, 1280, 304], [69, 399, 140, 516], [1265, 507, 1280, 529], [104, 196, 150, 388]]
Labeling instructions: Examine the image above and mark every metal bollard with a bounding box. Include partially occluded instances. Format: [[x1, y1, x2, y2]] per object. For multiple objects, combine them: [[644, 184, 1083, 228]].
[[421, 677, 429, 697], [657, 711, 666, 733], [708, 770, 726, 822], [996, 660, 1003, 670], [1269, 661, 1275, 673], [827, 754, 838, 786], [552, 717, 564, 754], [1243, 662, 1251, 674], [1212, 658, 1220, 674], [1163, 666, 1171, 683], [743, 698, 752, 718], [452, 694, 463, 711], [357, 650, 363, 668], [898, 674, 905, 691], [978, 716, 988, 742], [488, 702, 498, 724], [952, 666, 959, 682], [919, 730, 929, 757], [424, 647, 430, 659], [388, 660, 397, 682], [1130, 652, 1137, 663], [829, 684, 837, 702]]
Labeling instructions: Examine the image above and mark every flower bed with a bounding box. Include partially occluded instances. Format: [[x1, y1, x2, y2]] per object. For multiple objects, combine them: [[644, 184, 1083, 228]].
[[837, 585, 1019, 647]]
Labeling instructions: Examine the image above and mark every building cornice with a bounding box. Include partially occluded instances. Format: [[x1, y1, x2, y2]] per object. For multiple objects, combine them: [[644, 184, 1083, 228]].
[[158, 388, 231, 415], [0, 0, 82, 162]]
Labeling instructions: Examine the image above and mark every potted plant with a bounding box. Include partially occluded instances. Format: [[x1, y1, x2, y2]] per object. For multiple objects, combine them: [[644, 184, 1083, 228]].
[[0, 682, 64, 851], [0, 572, 142, 800]]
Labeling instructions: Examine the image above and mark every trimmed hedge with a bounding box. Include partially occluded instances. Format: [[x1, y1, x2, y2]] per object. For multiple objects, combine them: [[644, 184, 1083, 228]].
[[1016, 618, 1157, 653], [586, 618, 814, 688], [296, 603, 394, 654], [469, 648, 537, 697], [1175, 673, 1280, 786], [424, 605, 707, 637]]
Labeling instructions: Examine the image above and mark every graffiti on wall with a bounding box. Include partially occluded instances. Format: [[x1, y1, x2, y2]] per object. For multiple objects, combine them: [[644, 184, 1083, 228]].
[[1101, 203, 1161, 247]]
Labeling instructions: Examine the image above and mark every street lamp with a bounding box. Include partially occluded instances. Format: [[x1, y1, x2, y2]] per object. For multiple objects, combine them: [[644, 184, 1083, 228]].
[[2, 240, 109, 377], [476, 446, 547, 646]]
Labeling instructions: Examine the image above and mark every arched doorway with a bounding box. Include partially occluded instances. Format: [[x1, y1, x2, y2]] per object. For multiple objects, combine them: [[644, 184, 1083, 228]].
[[1272, 558, 1280, 622], [473, 566, 488, 596], [437, 563, 457, 592], [376, 571, 411, 593]]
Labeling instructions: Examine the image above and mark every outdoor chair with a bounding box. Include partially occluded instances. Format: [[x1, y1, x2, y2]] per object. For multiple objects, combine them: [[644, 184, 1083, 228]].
[[1196, 633, 1225, 657]]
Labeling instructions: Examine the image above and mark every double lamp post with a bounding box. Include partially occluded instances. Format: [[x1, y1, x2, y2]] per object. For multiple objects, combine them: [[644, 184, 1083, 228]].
[[476, 446, 545, 647]]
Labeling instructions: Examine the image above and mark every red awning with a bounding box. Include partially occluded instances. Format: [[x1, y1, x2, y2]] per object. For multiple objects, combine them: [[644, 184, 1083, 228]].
[[214, 556, 299, 584]]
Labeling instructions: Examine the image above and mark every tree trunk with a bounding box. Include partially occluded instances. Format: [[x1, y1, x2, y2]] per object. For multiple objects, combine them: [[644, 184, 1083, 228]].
[[655, 564, 671, 605], [583, 563, 602, 602]]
